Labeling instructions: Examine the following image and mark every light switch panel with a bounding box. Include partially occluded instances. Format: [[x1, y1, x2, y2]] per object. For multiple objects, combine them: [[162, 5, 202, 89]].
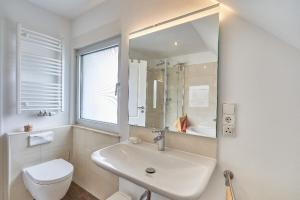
[[223, 103, 235, 115]]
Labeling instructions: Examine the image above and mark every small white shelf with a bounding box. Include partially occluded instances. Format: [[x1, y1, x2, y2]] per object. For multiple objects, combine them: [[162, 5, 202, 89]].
[[17, 24, 64, 114]]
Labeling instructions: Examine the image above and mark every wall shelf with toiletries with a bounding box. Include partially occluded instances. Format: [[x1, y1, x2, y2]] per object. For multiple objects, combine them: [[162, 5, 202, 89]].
[[128, 10, 219, 138]]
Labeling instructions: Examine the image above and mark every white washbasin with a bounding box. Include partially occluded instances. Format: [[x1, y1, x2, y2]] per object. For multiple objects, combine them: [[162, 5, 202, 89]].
[[187, 125, 216, 137], [91, 142, 216, 200]]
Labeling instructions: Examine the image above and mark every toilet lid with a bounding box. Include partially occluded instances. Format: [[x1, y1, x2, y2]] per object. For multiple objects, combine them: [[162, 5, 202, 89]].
[[23, 159, 74, 185]]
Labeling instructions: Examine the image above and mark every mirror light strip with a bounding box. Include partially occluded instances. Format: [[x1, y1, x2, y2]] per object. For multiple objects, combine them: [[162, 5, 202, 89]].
[[129, 4, 220, 39]]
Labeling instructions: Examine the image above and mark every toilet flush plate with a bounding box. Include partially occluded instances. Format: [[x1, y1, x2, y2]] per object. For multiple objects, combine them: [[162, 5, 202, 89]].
[[91, 142, 216, 200]]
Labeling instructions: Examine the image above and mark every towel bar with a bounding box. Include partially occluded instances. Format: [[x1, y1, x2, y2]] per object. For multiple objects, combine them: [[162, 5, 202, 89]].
[[224, 170, 235, 200]]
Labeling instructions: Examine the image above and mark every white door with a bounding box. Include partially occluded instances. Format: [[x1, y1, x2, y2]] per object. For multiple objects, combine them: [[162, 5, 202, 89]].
[[128, 60, 147, 126]]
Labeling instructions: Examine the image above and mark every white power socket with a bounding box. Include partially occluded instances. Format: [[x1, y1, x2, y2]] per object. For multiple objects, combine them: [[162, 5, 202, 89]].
[[223, 124, 234, 136], [223, 114, 235, 125], [223, 104, 236, 136]]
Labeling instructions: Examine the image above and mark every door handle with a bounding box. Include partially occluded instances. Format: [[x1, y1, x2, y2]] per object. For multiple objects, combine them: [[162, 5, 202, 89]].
[[137, 106, 144, 109]]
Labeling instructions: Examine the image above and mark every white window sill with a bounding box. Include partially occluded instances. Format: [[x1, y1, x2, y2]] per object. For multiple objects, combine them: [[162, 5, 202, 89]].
[[72, 124, 120, 138]]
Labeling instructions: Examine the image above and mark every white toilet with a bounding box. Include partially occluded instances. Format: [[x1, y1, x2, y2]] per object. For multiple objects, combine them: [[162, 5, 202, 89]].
[[22, 159, 74, 200]]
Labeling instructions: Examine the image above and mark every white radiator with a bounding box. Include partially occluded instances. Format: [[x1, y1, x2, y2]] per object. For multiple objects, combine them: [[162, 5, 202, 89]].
[[16, 24, 64, 114]]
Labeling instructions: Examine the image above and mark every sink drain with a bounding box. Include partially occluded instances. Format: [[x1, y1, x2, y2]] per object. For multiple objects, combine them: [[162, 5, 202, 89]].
[[145, 167, 156, 174]]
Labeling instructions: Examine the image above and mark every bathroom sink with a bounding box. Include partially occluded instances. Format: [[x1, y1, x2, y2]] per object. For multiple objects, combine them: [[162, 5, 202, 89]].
[[91, 142, 216, 200], [187, 125, 216, 137]]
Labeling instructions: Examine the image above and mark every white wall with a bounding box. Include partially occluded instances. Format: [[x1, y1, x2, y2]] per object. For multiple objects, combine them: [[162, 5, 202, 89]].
[[0, 0, 71, 133], [0, 18, 5, 200], [71, 1, 300, 200], [0, 1, 71, 200], [0, 18, 4, 130], [216, 12, 300, 200]]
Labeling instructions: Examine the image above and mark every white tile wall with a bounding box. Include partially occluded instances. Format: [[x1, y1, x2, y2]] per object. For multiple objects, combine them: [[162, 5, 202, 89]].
[[72, 126, 120, 200], [5, 125, 121, 200], [5, 126, 73, 200], [129, 126, 217, 158]]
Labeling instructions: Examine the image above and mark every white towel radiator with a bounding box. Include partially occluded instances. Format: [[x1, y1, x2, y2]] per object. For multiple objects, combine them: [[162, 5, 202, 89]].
[[16, 24, 64, 115]]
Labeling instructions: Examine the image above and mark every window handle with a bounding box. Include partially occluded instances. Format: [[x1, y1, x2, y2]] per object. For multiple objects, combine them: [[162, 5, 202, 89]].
[[115, 82, 120, 96]]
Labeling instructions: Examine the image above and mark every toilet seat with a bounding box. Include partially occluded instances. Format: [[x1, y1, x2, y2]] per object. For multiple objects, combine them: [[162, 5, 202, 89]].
[[23, 159, 73, 185], [23, 159, 73, 200]]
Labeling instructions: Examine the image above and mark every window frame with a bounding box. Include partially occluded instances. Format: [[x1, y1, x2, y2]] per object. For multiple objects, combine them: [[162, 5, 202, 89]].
[[76, 36, 121, 133]]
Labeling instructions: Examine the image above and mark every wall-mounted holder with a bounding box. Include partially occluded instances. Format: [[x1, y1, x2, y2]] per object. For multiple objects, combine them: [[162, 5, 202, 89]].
[[37, 110, 57, 117], [28, 131, 54, 146], [224, 170, 235, 200]]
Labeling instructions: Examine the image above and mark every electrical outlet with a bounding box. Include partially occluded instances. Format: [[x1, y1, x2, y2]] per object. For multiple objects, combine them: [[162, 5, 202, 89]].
[[223, 125, 234, 136], [224, 115, 232, 123], [223, 114, 235, 125], [223, 103, 237, 136]]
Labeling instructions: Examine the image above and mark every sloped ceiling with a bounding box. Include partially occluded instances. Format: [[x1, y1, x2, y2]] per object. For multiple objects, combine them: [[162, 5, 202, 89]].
[[192, 14, 219, 55], [129, 13, 220, 60], [27, 0, 300, 51], [219, 0, 300, 50], [27, 0, 107, 19], [130, 21, 210, 59]]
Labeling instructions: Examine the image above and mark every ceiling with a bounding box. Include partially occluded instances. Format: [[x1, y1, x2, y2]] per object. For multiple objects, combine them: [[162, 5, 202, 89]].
[[27, 0, 107, 19], [130, 14, 219, 59], [220, 0, 300, 50], [26, 0, 300, 51]]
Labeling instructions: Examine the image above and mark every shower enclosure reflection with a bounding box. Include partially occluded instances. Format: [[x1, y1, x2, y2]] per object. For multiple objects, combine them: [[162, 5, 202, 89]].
[[165, 60, 217, 137], [128, 13, 219, 138]]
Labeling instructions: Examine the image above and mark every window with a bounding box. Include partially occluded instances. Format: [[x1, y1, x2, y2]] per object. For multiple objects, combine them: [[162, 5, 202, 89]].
[[77, 37, 120, 131]]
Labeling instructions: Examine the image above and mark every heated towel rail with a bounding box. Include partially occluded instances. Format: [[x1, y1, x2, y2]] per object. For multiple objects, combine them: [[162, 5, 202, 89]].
[[16, 24, 64, 115], [224, 170, 235, 200]]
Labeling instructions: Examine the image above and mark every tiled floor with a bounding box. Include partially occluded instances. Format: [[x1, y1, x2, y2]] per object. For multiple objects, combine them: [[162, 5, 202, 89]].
[[62, 182, 99, 200]]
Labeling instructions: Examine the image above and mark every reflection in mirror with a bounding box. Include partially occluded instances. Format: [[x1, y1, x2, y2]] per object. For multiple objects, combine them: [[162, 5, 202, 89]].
[[128, 11, 219, 138]]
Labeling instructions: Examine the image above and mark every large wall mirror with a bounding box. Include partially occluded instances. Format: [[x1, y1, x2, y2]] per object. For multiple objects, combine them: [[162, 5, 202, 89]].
[[128, 8, 219, 138]]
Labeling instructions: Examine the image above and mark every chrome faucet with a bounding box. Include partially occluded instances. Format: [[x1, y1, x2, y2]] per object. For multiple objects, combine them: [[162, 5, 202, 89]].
[[152, 128, 166, 151]]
